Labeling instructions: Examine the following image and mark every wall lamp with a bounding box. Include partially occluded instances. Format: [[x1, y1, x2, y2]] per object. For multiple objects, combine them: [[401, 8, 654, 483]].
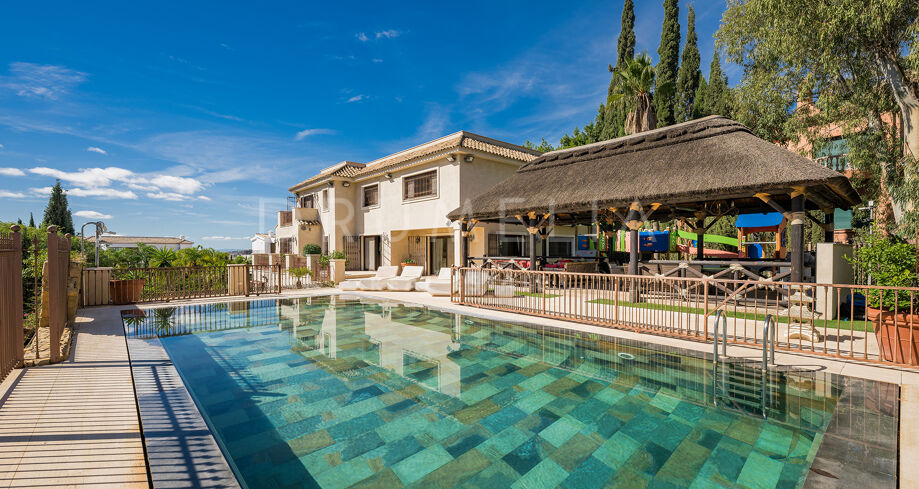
[[385, 172, 393, 179], [446, 154, 457, 162], [342, 181, 351, 187], [464, 155, 475, 162]]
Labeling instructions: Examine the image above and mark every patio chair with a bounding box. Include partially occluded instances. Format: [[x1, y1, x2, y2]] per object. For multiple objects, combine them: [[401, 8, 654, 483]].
[[358, 266, 400, 290], [386, 266, 425, 291], [416, 268, 452, 293]]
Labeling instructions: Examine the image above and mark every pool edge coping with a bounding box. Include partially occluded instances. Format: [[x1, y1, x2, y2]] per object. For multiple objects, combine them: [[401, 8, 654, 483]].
[[122, 318, 243, 489]]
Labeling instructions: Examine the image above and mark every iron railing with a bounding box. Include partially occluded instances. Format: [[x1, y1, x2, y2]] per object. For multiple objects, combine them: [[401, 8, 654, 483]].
[[451, 267, 919, 368]]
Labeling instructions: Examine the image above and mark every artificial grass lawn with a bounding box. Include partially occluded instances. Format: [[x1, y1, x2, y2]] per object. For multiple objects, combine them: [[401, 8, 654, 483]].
[[585, 298, 875, 333], [514, 291, 562, 298]]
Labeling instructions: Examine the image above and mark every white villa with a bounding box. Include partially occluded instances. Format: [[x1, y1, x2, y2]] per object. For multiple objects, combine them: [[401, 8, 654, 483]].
[[85, 234, 195, 251], [250, 232, 275, 255], [273, 131, 582, 273]]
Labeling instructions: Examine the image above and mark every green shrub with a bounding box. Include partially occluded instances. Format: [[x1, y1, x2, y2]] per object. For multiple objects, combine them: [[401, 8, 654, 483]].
[[302, 243, 322, 255], [847, 230, 918, 310]]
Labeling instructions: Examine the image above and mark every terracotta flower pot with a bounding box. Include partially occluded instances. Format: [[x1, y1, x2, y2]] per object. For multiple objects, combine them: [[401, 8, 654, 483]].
[[866, 306, 919, 366], [110, 279, 145, 305]]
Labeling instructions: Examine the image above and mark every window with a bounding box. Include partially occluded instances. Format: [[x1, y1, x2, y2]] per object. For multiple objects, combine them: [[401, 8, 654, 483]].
[[321, 189, 329, 210], [403, 170, 437, 200], [299, 194, 315, 208], [487, 234, 528, 257], [548, 238, 573, 257], [363, 184, 379, 207]]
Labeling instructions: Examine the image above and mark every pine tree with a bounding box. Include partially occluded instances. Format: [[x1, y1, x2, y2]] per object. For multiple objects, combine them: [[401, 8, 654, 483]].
[[601, 0, 636, 140], [706, 52, 732, 117], [42, 180, 74, 235], [654, 0, 680, 127], [674, 6, 701, 122], [16, 218, 22, 226], [28, 213, 35, 228]]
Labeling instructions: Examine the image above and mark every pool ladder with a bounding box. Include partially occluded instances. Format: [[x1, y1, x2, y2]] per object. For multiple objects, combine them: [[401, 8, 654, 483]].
[[712, 311, 777, 418]]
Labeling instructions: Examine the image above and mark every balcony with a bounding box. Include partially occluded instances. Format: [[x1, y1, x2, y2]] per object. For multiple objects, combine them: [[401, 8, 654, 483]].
[[293, 207, 319, 223]]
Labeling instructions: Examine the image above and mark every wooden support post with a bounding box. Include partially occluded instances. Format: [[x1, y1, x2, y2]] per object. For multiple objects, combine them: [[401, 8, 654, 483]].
[[460, 222, 469, 268], [528, 227, 537, 293], [628, 229, 639, 275], [823, 208, 835, 243], [790, 194, 805, 282], [695, 223, 705, 261]]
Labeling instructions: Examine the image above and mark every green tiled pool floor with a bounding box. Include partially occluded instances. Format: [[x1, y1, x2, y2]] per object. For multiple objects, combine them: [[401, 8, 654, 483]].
[[124, 296, 896, 489]]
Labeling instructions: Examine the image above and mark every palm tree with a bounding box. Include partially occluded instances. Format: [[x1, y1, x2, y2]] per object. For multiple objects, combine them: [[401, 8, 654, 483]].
[[135, 243, 157, 267], [609, 54, 673, 135], [175, 246, 205, 267], [149, 248, 177, 268]]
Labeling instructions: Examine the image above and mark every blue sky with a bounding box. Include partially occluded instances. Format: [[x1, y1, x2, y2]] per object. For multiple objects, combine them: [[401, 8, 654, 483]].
[[0, 0, 732, 249]]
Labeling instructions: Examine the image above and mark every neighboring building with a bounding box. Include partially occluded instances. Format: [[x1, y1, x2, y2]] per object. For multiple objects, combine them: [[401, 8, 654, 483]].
[[276, 131, 579, 272], [85, 235, 194, 251], [250, 232, 275, 254]]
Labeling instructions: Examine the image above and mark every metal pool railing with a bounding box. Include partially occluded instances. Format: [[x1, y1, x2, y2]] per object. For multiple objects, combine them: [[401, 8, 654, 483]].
[[451, 267, 919, 368]]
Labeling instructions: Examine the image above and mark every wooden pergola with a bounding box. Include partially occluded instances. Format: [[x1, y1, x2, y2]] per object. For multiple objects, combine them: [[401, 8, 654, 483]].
[[448, 116, 861, 282]]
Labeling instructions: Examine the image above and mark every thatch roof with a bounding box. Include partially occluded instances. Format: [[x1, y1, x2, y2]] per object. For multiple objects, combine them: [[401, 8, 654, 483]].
[[448, 116, 860, 223]]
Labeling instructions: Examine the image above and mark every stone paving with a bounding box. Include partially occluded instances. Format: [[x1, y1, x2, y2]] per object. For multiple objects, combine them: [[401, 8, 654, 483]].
[[0, 307, 148, 488]]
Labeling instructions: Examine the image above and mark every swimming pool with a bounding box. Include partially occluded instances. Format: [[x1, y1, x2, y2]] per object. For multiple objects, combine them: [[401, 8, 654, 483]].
[[123, 295, 899, 489]]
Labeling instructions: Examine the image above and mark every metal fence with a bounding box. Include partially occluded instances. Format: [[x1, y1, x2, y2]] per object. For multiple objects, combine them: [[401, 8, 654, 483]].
[[0, 226, 23, 381], [248, 263, 330, 295], [451, 267, 919, 368]]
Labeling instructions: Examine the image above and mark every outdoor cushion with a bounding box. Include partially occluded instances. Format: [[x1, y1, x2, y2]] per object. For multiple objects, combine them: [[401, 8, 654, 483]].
[[358, 266, 400, 290], [386, 266, 425, 291]]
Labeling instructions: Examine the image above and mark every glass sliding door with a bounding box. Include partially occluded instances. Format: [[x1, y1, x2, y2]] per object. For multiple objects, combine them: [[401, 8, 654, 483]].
[[428, 236, 454, 274]]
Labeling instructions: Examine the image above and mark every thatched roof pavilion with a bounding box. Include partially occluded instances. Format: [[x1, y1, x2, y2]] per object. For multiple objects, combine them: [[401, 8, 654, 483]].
[[448, 116, 861, 281]]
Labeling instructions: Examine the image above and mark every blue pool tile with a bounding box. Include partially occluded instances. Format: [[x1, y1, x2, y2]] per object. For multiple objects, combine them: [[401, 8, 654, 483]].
[[391, 445, 453, 485], [381, 435, 424, 466], [510, 457, 569, 489], [502, 436, 545, 476], [561, 454, 614, 489]]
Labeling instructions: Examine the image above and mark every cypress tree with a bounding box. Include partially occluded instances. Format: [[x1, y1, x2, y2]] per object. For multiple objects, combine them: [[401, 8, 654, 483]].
[[692, 74, 709, 119], [42, 180, 74, 235], [707, 51, 732, 117], [674, 6, 701, 122], [28, 213, 35, 228], [601, 0, 636, 140], [654, 0, 680, 127], [16, 218, 22, 226]]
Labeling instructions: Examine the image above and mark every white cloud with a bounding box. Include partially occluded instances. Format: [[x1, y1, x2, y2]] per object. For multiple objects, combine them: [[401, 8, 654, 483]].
[[0, 168, 25, 176], [147, 191, 192, 201], [74, 210, 113, 219], [376, 30, 400, 39], [0, 190, 26, 198], [372, 58, 384, 63], [29, 166, 133, 188], [202, 236, 248, 241], [86, 146, 107, 155], [198, 195, 211, 201], [0, 62, 87, 100], [294, 128, 335, 141], [149, 175, 203, 194], [0, 143, 4, 149], [31, 186, 138, 199], [355, 32, 369, 42], [346, 94, 366, 103], [26, 165, 207, 200]]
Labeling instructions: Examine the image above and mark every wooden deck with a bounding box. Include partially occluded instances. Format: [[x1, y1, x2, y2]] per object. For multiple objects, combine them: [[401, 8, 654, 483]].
[[0, 307, 148, 488]]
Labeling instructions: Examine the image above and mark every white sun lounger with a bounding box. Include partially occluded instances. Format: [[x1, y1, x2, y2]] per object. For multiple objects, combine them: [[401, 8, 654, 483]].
[[386, 266, 425, 291], [416, 268, 452, 294], [358, 266, 400, 290]]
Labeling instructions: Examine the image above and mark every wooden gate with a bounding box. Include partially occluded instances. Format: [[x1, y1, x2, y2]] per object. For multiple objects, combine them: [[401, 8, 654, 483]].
[[45, 226, 71, 363], [0, 225, 23, 381]]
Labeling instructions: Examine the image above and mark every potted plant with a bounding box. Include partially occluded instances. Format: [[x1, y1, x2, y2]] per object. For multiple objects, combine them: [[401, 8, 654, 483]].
[[110, 268, 146, 305], [289, 267, 312, 288], [847, 231, 919, 365], [401, 256, 416, 269]]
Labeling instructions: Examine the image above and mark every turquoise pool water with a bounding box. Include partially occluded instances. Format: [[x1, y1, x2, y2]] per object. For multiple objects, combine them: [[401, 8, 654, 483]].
[[123, 296, 894, 489]]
